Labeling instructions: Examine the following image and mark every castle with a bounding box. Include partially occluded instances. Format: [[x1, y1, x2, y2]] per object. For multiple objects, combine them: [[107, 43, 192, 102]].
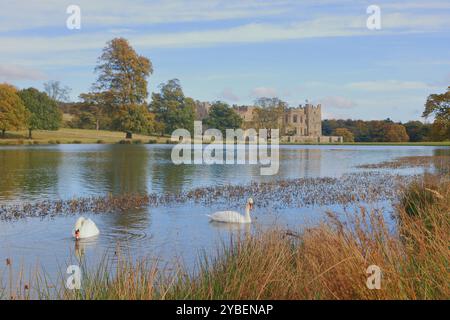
[[234, 103, 342, 143], [195, 101, 342, 143]]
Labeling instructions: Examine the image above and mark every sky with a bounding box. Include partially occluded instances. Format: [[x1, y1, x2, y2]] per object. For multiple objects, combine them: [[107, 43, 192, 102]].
[[0, 0, 449, 122]]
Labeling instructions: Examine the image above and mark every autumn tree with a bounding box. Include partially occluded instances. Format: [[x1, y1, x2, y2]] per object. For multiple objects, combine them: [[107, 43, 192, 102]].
[[333, 127, 354, 142], [384, 123, 409, 142], [94, 38, 152, 106], [0, 83, 29, 138], [253, 97, 287, 139], [90, 38, 153, 138], [204, 101, 243, 134], [18, 88, 62, 139], [112, 104, 154, 136], [423, 86, 450, 141], [150, 79, 195, 134]]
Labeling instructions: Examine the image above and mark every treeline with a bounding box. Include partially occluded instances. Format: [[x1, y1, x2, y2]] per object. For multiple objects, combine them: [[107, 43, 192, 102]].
[[322, 119, 433, 142], [322, 85, 449, 143], [0, 83, 62, 138], [1, 37, 448, 142]]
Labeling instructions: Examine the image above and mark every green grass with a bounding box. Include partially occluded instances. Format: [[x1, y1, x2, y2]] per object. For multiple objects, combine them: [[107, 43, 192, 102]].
[[0, 128, 169, 145]]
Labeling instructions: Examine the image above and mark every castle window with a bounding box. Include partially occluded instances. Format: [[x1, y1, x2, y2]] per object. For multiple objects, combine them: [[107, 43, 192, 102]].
[[304, 128, 307, 135], [293, 115, 297, 123]]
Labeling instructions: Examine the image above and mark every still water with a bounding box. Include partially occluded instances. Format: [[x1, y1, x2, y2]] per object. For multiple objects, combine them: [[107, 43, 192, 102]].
[[0, 144, 448, 280]]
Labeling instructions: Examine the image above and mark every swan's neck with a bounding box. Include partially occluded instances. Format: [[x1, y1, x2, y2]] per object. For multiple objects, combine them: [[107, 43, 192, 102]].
[[244, 204, 251, 221]]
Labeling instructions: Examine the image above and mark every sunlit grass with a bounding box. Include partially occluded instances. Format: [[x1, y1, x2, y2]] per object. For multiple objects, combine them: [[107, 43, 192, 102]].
[[0, 128, 168, 145]]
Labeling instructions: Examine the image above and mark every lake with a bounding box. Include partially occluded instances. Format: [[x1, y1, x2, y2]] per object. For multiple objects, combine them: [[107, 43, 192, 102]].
[[0, 144, 448, 283]]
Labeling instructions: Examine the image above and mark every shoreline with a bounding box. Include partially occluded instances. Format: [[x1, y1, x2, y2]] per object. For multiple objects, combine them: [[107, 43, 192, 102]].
[[0, 128, 448, 146], [1, 141, 448, 147]]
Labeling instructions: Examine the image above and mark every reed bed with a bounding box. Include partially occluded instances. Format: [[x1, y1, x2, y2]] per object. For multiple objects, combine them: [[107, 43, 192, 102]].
[[358, 155, 450, 172], [0, 172, 413, 220], [1, 174, 448, 300]]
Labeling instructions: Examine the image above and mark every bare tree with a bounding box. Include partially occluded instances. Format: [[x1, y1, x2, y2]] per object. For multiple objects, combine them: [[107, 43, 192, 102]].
[[44, 80, 71, 102]]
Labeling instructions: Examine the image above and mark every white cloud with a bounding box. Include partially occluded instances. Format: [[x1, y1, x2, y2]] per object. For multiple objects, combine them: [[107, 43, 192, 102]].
[[0, 64, 46, 81], [220, 88, 240, 102], [317, 96, 357, 109], [347, 80, 437, 91], [0, 0, 290, 32], [0, 9, 449, 59], [250, 87, 278, 98]]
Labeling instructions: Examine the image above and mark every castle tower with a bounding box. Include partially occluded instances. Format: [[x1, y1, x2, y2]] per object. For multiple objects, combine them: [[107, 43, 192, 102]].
[[305, 103, 321, 136]]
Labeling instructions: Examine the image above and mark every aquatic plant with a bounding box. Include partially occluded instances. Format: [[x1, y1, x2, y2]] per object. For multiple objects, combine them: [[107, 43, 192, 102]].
[[0, 172, 414, 220], [358, 155, 450, 172]]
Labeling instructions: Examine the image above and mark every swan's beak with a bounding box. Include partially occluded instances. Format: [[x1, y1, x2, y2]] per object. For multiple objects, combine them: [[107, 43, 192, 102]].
[[249, 203, 254, 210], [75, 229, 80, 240]]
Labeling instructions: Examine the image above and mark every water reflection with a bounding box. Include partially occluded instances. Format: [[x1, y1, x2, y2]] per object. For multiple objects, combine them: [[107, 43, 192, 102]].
[[432, 148, 450, 175], [74, 236, 99, 260], [0, 144, 448, 204], [78, 144, 150, 195], [209, 221, 251, 234], [0, 147, 61, 202]]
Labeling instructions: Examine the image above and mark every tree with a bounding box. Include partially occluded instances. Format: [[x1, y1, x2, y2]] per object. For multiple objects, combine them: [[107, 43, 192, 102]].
[[72, 111, 98, 130], [78, 92, 112, 131], [150, 79, 195, 134], [90, 37, 153, 138], [0, 83, 29, 138], [404, 121, 430, 142], [423, 87, 449, 140], [384, 123, 409, 142], [333, 127, 354, 142], [205, 101, 243, 134], [43, 81, 71, 102], [253, 97, 287, 138], [18, 88, 62, 139], [112, 104, 154, 137], [423, 86, 450, 121], [94, 37, 152, 108], [430, 119, 449, 141]]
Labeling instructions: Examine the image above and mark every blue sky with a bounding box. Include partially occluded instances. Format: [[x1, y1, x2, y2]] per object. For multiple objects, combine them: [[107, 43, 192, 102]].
[[0, 0, 449, 121]]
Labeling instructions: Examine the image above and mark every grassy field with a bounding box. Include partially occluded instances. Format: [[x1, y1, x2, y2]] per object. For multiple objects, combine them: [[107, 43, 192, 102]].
[[0, 128, 169, 145], [1, 128, 448, 146], [2, 173, 448, 300]]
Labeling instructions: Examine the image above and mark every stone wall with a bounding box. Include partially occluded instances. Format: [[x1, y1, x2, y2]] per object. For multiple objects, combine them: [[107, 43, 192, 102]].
[[281, 135, 343, 143]]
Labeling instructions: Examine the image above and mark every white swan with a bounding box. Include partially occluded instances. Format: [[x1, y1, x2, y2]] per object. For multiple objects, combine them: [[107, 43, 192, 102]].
[[73, 217, 100, 240], [208, 198, 254, 223]]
